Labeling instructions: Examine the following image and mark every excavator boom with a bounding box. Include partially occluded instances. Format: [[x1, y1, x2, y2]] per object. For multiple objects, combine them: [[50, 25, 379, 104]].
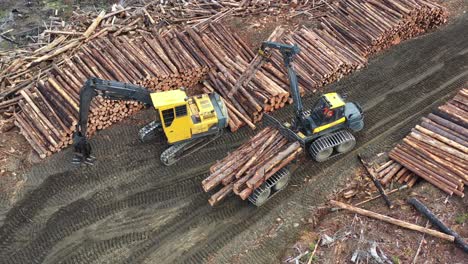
[[73, 77, 153, 165], [259, 41, 314, 134]]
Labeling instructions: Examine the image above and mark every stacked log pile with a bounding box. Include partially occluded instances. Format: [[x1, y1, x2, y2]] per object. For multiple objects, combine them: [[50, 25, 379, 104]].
[[373, 159, 419, 187], [0, 0, 329, 107], [264, 0, 448, 93], [11, 21, 293, 158], [203, 127, 302, 206], [323, 0, 447, 56], [197, 24, 293, 131], [389, 88, 468, 197]]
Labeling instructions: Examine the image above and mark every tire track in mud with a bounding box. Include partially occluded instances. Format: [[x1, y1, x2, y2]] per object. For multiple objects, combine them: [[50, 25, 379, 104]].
[[0, 120, 254, 261], [0, 15, 467, 264]]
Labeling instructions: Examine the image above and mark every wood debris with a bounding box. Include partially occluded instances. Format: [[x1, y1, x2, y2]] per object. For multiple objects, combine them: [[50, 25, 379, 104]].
[[330, 200, 455, 242], [373, 159, 419, 187]]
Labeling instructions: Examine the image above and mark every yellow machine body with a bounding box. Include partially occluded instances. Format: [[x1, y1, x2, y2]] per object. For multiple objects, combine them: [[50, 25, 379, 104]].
[[150, 89, 229, 144], [311, 92, 346, 134], [322, 92, 345, 109]]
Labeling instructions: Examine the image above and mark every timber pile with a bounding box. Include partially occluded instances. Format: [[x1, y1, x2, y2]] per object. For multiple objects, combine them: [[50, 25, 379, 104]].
[[264, 0, 448, 93], [323, 0, 447, 57], [374, 159, 419, 187], [389, 88, 468, 197], [12, 21, 293, 158], [0, 0, 330, 122], [0, 0, 330, 107], [203, 127, 302, 206], [198, 24, 293, 131], [10, 20, 294, 158]]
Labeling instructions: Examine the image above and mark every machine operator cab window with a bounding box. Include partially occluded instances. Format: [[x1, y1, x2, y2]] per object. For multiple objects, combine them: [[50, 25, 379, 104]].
[[161, 105, 188, 127], [150, 89, 192, 143], [311, 93, 345, 127]]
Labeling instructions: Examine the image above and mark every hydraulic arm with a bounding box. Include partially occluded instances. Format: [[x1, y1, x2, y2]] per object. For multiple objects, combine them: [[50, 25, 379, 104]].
[[73, 77, 153, 164], [259, 41, 313, 134]]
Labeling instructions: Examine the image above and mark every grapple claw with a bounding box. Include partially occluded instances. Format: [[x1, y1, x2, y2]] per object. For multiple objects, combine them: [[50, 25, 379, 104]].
[[72, 132, 94, 165]]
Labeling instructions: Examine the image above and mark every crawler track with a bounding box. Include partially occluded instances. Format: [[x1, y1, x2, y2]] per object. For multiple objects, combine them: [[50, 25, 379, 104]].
[[0, 15, 467, 264]]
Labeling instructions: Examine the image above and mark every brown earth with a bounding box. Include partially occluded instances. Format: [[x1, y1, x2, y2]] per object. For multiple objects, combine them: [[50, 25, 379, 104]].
[[283, 172, 467, 263], [0, 2, 467, 264]]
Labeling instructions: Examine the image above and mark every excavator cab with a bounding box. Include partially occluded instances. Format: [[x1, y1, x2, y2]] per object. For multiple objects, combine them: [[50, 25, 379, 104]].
[[310, 93, 346, 131], [150, 89, 229, 145], [151, 89, 192, 144]]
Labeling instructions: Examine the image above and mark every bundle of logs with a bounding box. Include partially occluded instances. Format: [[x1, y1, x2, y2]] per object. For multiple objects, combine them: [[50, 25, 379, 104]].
[[373, 159, 419, 187], [0, 0, 330, 105], [198, 24, 292, 131], [389, 88, 468, 197], [323, 0, 447, 57], [262, 0, 448, 93], [202, 127, 303, 206]]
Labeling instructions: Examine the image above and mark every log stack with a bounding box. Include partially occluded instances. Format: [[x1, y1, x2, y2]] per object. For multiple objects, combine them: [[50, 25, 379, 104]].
[[203, 127, 303, 206], [264, 0, 448, 93], [11, 21, 292, 158], [322, 0, 447, 57], [196, 24, 292, 131], [373, 159, 419, 187], [389, 88, 468, 197], [0, 0, 330, 105]]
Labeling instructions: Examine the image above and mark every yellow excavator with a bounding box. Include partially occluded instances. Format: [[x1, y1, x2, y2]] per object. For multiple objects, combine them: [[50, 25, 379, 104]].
[[72, 77, 229, 166]]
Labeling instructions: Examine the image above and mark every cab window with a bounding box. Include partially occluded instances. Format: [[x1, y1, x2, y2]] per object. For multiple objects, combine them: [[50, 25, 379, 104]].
[[175, 105, 187, 117], [162, 109, 174, 127]]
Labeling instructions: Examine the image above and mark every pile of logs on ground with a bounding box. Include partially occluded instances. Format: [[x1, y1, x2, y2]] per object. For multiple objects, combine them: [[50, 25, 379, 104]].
[[0, 0, 330, 108], [203, 127, 303, 206], [264, 0, 448, 93], [373, 159, 419, 187], [199, 24, 292, 131], [324, 0, 447, 56], [389, 88, 467, 197]]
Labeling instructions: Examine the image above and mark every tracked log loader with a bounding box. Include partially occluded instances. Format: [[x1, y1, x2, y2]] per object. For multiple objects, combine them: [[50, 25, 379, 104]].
[[72, 77, 229, 166], [248, 42, 364, 206]]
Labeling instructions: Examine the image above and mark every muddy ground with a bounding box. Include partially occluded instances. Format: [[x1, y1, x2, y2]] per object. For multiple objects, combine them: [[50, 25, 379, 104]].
[[0, 9, 466, 263], [284, 166, 467, 263]]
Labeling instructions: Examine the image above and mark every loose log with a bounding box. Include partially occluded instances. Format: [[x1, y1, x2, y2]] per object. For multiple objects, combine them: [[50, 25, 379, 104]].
[[408, 198, 468, 252], [330, 200, 455, 242], [359, 155, 394, 208]]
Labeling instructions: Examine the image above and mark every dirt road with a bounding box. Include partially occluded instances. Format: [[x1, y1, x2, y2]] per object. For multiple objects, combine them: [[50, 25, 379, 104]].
[[0, 14, 467, 264]]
